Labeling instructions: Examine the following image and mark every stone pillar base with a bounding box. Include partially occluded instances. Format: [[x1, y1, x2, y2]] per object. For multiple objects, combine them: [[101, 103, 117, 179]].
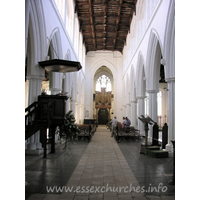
[[166, 143, 173, 152], [25, 149, 43, 155], [36, 142, 43, 150], [165, 143, 173, 157], [148, 136, 152, 144], [26, 143, 43, 155], [27, 143, 36, 151]]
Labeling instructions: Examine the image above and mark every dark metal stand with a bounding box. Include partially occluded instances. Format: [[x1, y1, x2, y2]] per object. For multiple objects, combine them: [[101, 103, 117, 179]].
[[162, 123, 168, 149], [144, 122, 149, 146], [152, 122, 159, 146], [50, 125, 56, 153]]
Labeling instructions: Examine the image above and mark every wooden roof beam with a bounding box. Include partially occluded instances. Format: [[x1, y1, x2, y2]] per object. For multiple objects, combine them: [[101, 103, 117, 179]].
[[103, 0, 108, 50], [88, 0, 96, 50], [113, 0, 123, 51]]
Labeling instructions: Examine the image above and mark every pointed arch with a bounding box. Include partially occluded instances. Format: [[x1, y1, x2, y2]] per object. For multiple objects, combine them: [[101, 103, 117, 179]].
[[47, 28, 63, 94], [27, 0, 46, 76], [146, 29, 163, 92], [164, 0, 175, 81], [64, 49, 71, 60], [27, 0, 46, 62], [136, 52, 146, 98], [125, 74, 130, 104], [130, 65, 136, 102], [48, 27, 63, 59], [90, 59, 118, 80]]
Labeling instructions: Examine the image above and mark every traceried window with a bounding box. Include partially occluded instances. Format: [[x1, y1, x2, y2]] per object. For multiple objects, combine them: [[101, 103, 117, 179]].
[[96, 75, 112, 92]]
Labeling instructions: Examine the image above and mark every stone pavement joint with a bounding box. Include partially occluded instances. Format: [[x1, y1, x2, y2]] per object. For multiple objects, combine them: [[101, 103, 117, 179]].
[[26, 127, 174, 200]]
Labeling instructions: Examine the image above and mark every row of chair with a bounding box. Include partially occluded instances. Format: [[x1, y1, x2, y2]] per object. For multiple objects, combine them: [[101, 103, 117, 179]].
[[77, 124, 96, 142], [113, 122, 141, 142]]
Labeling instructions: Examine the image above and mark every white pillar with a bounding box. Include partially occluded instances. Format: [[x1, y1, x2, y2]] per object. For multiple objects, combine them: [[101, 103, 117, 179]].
[[165, 78, 175, 152], [26, 75, 43, 153], [147, 90, 158, 140], [25, 0, 30, 56], [137, 97, 145, 136], [49, 72, 62, 95], [65, 95, 71, 113], [126, 103, 131, 119], [71, 99, 76, 117], [162, 89, 168, 126], [131, 101, 137, 127], [80, 104, 84, 124], [122, 104, 126, 118], [76, 102, 80, 123]]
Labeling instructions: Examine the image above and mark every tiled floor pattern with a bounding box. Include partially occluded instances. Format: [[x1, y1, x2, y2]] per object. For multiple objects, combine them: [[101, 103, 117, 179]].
[[26, 127, 175, 200], [117, 139, 175, 196], [25, 140, 89, 199]]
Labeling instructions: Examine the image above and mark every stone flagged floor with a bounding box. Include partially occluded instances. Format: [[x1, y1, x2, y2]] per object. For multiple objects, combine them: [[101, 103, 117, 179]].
[[25, 140, 89, 199], [26, 127, 175, 200], [117, 139, 175, 196]]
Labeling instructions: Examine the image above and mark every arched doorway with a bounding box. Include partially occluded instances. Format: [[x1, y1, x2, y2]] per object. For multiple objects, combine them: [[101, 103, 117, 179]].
[[98, 108, 109, 125]]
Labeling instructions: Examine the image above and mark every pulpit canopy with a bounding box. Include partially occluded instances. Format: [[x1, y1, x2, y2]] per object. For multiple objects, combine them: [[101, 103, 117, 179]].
[[38, 59, 82, 73]]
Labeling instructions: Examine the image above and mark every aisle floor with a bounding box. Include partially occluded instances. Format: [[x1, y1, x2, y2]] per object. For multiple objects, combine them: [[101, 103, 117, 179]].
[[26, 127, 175, 200]]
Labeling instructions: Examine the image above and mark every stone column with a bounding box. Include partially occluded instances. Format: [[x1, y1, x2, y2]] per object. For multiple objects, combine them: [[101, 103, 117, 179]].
[[25, 0, 30, 56], [80, 104, 83, 124], [65, 95, 71, 113], [122, 104, 126, 118], [49, 72, 62, 95], [147, 90, 158, 140], [71, 99, 76, 117], [76, 102, 80, 124], [126, 103, 131, 119], [166, 78, 175, 152], [26, 75, 44, 154], [137, 96, 145, 136], [130, 101, 137, 127]]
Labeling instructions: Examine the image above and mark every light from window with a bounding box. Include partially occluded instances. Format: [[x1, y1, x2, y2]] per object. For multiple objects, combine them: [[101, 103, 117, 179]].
[[157, 91, 162, 116], [96, 75, 112, 92]]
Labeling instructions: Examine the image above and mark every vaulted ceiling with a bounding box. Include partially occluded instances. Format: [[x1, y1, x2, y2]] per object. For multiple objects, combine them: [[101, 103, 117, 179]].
[[75, 0, 137, 54]]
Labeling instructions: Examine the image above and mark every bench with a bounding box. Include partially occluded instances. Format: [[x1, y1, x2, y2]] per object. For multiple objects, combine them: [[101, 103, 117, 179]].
[[113, 122, 140, 142], [106, 122, 112, 131], [77, 124, 96, 142]]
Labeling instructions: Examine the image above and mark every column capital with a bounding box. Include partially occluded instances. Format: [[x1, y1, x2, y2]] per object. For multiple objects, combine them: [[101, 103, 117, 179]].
[[130, 100, 137, 103], [136, 96, 146, 99], [166, 77, 175, 83], [146, 89, 158, 94], [27, 74, 44, 81]]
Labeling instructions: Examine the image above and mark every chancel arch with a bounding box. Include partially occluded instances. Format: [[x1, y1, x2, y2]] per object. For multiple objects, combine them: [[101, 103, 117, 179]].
[[94, 66, 113, 125]]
